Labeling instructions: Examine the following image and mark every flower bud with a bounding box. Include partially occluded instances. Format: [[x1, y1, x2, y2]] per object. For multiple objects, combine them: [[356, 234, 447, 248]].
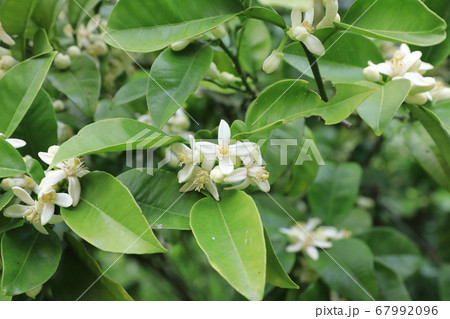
[[409, 76, 436, 95], [206, 62, 220, 79], [67, 45, 81, 57], [0, 178, 15, 191], [86, 41, 108, 57], [26, 285, 42, 299], [431, 81, 450, 102], [0, 55, 17, 70], [210, 166, 225, 183], [405, 93, 430, 105], [170, 39, 191, 51], [263, 50, 284, 74], [0, 47, 10, 57], [53, 100, 65, 112], [218, 72, 236, 85], [363, 66, 382, 83], [54, 53, 71, 70], [211, 24, 227, 39]]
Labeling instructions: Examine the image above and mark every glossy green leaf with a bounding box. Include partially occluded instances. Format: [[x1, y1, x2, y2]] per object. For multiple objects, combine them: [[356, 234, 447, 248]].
[[238, 19, 272, 75], [408, 104, 450, 167], [0, 139, 27, 178], [147, 45, 213, 128], [1, 224, 61, 295], [308, 238, 378, 301], [246, 80, 376, 133], [13, 90, 58, 159], [0, 0, 37, 35], [47, 55, 101, 118], [118, 169, 203, 230], [51, 233, 133, 301], [265, 230, 298, 289], [338, 0, 446, 46], [106, 0, 244, 52], [0, 52, 56, 137], [404, 122, 450, 190], [25, 158, 45, 184], [284, 32, 384, 82], [0, 191, 14, 212], [359, 228, 421, 279], [61, 171, 166, 254], [357, 79, 411, 136], [32, 0, 65, 32], [32, 29, 53, 56], [50, 118, 182, 167], [241, 7, 286, 29], [374, 262, 411, 301], [190, 190, 266, 300], [308, 163, 362, 224], [112, 78, 147, 108]]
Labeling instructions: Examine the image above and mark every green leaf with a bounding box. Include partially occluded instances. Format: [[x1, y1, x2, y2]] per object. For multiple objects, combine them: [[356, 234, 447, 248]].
[[106, 0, 245, 52], [68, 0, 100, 28], [51, 233, 133, 301], [238, 19, 272, 75], [357, 79, 411, 136], [245, 80, 376, 133], [112, 78, 147, 108], [1, 224, 61, 295], [32, 29, 53, 56], [0, 191, 14, 212], [241, 7, 286, 29], [338, 0, 446, 46], [32, 0, 65, 32], [258, 0, 313, 10], [13, 90, 58, 159], [374, 262, 411, 301], [118, 169, 203, 230], [25, 158, 45, 184], [0, 139, 27, 178], [147, 45, 213, 128], [50, 118, 182, 167], [190, 190, 266, 300], [264, 230, 298, 289], [308, 163, 362, 224], [440, 263, 450, 300], [0, 52, 56, 137], [47, 55, 101, 118], [61, 171, 166, 254], [359, 228, 421, 279], [404, 122, 450, 190], [0, 0, 37, 35], [408, 104, 450, 167], [308, 238, 378, 301], [284, 32, 384, 83]]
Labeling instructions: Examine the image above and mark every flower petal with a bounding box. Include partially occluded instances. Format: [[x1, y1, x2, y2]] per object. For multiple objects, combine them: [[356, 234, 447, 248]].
[[303, 8, 315, 25], [6, 138, 26, 149], [41, 203, 55, 225], [37, 152, 54, 165], [369, 61, 392, 77], [179, 181, 197, 193], [306, 246, 319, 260], [303, 35, 325, 56], [251, 177, 270, 192], [205, 180, 220, 201], [40, 170, 67, 188], [224, 178, 251, 191], [68, 176, 81, 206], [219, 156, 234, 175], [55, 193, 73, 207], [33, 223, 49, 235], [4, 204, 28, 218], [224, 167, 247, 183], [286, 242, 303, 253], [178, 162, 195, 183], [291, 8, 303, 27], [218, 119, 231, 146], [12, 187, 35, 205]]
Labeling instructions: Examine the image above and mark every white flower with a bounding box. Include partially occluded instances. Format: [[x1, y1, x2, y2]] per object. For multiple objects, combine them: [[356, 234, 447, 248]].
[[280, 218, 331, 260], [430, 80, 450, 102], [38, 187, 72, 225], [224, 163, 270, 192], [0, 175, 39, 194], [0, 22, 15, 46], [289, 8, 325, 56], [317, 0, 339, 30], [196, 120, 258, 175], [263, 50, 284, 74], [280, 218, 349, 260], [174, 136, 202, 183], [4, 187, 63, 234], [0, 133, 26, 149], [38, 146, 89, 206], [179, 165, 220, 201]]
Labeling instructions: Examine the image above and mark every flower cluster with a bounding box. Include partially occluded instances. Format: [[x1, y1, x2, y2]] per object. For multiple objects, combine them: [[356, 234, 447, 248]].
[[263, 1, 339, 74], [280, 218, 350, 260], [2, 144, 89, 234], [363, 44, 450, 105], [171, 120, 269, 201]]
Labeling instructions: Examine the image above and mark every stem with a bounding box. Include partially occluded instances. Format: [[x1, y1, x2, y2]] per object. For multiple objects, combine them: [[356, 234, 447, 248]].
[[301, 42, 328, 102], [301, 42, 352, 128], [217, 40, 256, 99]]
